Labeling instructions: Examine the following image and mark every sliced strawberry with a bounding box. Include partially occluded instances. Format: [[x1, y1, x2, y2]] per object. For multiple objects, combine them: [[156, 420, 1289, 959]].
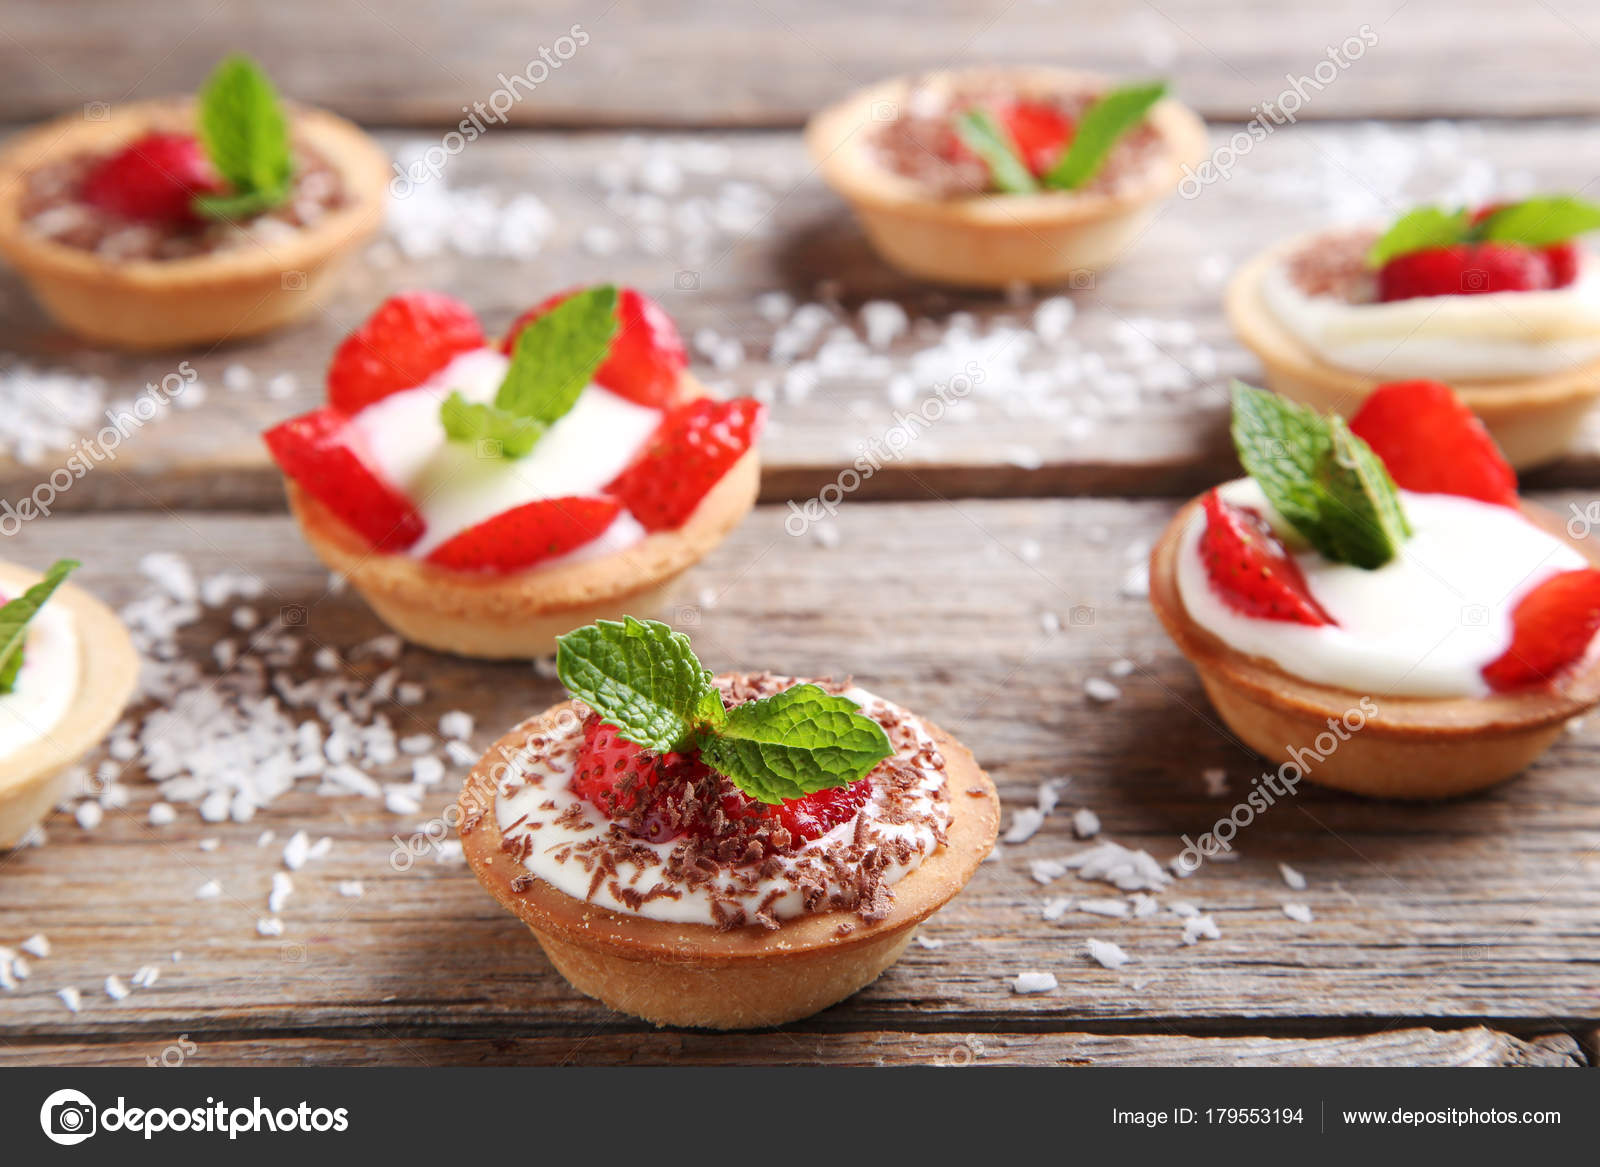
[[1377, 243, 1551, 301], [1482, 569, 1600, 691], [1199, 491, 1334, 626], [424, 496, 619, 574], [998, 100, 1075, 176], [571, 715, 706, 842], [327, 292, 485, 414], [79, 132, 224, 224], [1348, 380, 1517, 508], [1543, 240, 1582, 287], [501, 287, 687, 408], [606, 398, 764, 532], [712, 778, 873, 846], [263, 409, 424, 552]]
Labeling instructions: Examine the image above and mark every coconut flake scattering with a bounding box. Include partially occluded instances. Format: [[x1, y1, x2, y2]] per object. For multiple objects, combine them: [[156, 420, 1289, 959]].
[[1182, 915, 1222, 945], [1003, 807, 1046, 845], [1078, 897, 1131, 919], [1202, 768, 1230, 797], [1084, 678, 1121, 704], [104, 974, 130, 1001], [1073, 808, 1101, 839], [1283, 903, 1314, 923], [1063, 841, 1172, 893], [1085, 939, 1131, 969], [20, 934, 50, 959], [57, 987, 82, 1013], [1012, 971, 1059, 994], [0, 361, 110, 465], [385, 145, 555, 260], [1279, 863, 1308, 891]]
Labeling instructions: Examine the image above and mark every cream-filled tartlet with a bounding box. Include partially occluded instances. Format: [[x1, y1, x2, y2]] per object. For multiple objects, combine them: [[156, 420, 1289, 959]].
[[265, 285, 763, 659], [1151, 380, 1600, 799], [0, 55, 386, 349], [459, 618, 999, 1029], [1226, 195, 1600, 467], [807, 66, 1206, 287], [0, 560, 139, 846]]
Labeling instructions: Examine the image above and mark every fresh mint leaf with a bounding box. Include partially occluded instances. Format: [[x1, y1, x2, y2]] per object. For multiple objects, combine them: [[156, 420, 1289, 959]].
[[439, 392, 544, 458], [1366, 205, 1469, 268], [1229, 382, 1409, 569], [556, 617, 715, 753], [195, 54, 293, 221], [1044, 81, 1166, 191], [952, 108, 1038, 194], [443, 285, 618, 461], [697, 684, 893, 805], [1476, 195, 1600, 248], [0, 559, 78, 694]]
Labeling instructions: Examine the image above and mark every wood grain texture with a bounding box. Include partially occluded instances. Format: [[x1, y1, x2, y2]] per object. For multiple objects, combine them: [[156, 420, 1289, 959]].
[[0, 1028, 1582, 1068], [6, 122, 1600, 510], [0, 501, 1596, 1064], [2, 0, 1599, 125]]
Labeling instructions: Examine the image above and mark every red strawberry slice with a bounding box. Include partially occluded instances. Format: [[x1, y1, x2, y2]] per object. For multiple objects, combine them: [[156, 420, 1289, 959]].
[[999, 100, 1075, 176], [1377, 243, 1551, 301], [1348, 380, 1517, 507], [424, 496, 619, 573], [263, 409, 424, 552], [1470, 204, 1583, 288], [606, 398, 764, 532], [712, 778, 874, 846], [1199, 491, 1334, 626], [327, 292, 485, 414], [502, 287, 687, 409], [79, 132, 224, 224], [571, 714, 706, 842], [1482, 569, 1600, 691]]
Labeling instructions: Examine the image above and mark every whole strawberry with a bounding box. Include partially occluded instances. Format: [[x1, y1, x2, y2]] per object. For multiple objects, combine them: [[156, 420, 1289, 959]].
[[1377, 243, 1551, 302], [80, 132, 224, 224]]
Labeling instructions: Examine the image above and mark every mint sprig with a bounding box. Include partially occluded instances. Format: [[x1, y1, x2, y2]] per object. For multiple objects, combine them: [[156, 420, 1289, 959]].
[[952, 108, 1038, 194], [0, 559, 78, 694], [555, 617, 894, 805], [441, 285, 618, 460], [1230, 382, 1410, 570], [1367, 194, 1600, 267], [1044, 81, 1166, 191], [193, 55, 294, 222]]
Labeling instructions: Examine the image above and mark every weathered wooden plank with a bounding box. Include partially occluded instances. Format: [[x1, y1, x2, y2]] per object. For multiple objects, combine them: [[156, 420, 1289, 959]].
[[1, 0, 1597, 125], [1, 499, 1598, 1046], [6, 122, 1600, 509], [0, 1028, 1581, 1068]]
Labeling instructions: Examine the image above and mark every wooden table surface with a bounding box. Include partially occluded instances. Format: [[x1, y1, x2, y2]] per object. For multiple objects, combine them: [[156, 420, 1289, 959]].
[[0, 2, 1596, 1068]]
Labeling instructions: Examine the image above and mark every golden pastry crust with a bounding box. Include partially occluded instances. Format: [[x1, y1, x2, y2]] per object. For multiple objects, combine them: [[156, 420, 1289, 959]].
[[1225, 233, 1600, 469], [1149, 496, 1600, 798], [282, 375, 761, 659], [0, 98, 389, 349], [0, 562, 139, 847], [806, 66, 1208, 287], [458, 700, 1000, 1029]]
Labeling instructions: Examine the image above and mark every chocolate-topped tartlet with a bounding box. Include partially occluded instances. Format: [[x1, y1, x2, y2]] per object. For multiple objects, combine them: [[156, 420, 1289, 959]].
[[806, 65, 1206, 287], [458, 619, 998, 1029]]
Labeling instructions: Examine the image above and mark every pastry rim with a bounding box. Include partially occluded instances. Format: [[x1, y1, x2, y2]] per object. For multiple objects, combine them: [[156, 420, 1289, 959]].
[[805, 65, 1209, 226], [0, 96, 390, 289], [1149, 494, 1600, 738], [1225, 230, 1600, 407], [457, 697, 1000, 966], [0, 561, 140, 798]]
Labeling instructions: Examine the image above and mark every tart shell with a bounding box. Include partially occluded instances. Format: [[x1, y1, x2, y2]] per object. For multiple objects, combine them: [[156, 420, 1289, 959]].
[[283, 375, 761, 661], [458, 699, 1000, 1029], [0, 98, 389, 350], [0, 562, 140, 847], [806, 66, 1208, 288], [1149, 496, 1600, 799], [1225, 235, 1600, 469]]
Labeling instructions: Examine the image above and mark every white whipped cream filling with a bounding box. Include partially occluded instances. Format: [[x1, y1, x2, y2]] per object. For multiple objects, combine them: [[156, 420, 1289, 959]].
[[0, 600, 79, 760], [344, 348, 663, 559], [494, 685, 951, 926], [1176, 479, 1588, 697], [1260, 254, 1600, 380]]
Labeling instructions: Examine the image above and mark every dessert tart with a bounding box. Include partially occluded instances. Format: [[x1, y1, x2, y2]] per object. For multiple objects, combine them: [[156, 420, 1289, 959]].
[[0, 55, 387, 349], [265, 285, 763, 659], [806, 66, 1207, 287], [458, 618, 999, 1029], [1150, 379, 1600, 799], [1225, 194, 1600, 467], [0, 560, 139, 847]]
